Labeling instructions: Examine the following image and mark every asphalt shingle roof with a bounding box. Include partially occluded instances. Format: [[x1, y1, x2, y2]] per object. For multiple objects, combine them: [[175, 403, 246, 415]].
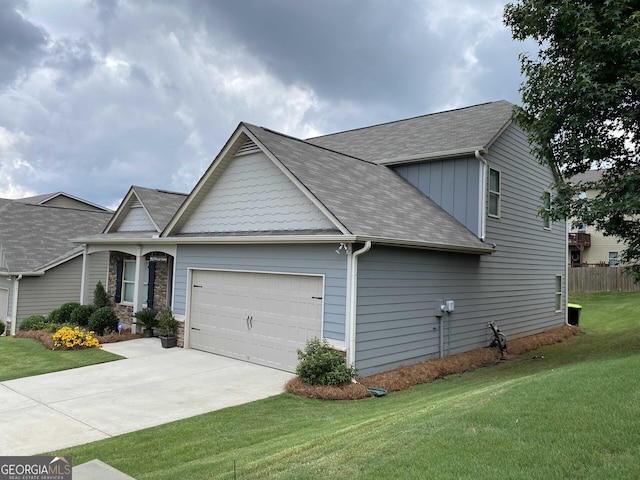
[[131, 186, 188, 231], [245, 124, 489, 252], [0, 203, 111, 272], [307, 100, 514, 164]]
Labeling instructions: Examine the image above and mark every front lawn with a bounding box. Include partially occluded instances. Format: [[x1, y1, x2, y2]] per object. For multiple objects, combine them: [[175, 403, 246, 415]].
[[53, 292, 640, 479], [0, 337, 123, 381]]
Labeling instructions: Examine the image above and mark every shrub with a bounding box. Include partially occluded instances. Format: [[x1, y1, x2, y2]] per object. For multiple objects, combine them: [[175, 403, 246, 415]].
[[0, 319, 5, 335], [133, 308, 159, 330], [18, 315, 49, 331], [157, 307, 179, 336], [70, 304, 97, 327], [48, 302, 81, 324], [88, 307, 119, 336], [93, 280, 109, 308], [296, 337, 357, 386], [53, 326, 101, 350]]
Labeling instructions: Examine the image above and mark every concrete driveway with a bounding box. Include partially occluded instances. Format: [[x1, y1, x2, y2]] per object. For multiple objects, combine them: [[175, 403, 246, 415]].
[[0, 338, 293, 456]]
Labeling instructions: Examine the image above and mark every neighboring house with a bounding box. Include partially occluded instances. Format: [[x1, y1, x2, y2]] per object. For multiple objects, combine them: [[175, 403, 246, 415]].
[[77, 101, 567, 376], [0, 194, 112, 334], [76, 186, 188, 332], [567, 169, 626, 267]]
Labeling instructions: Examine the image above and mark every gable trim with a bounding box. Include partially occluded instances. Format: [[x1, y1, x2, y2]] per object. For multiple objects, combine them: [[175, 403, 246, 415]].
[[104, 187, 161, 234], [162, 124, 351, 237]]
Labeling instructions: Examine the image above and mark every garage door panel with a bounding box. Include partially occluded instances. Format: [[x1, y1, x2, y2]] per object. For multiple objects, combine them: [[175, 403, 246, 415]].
[[188, 270, 323, 372]]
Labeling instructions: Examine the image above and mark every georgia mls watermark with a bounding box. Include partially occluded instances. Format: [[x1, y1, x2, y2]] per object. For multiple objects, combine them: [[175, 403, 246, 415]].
[[0, 456, 72, 480]]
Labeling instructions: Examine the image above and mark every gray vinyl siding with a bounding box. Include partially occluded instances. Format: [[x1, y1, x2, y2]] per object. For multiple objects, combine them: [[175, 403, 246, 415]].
[[174, 244, 348, 341], [15, 252, 109, 324], [394, 157, 482, 236], [355, 123, 566, 376]]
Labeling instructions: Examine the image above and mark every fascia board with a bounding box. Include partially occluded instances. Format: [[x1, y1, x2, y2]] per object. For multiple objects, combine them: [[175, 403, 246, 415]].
[[242, 127, 352, 236], [77, 234, 356, 247], [376, 147, 485, 166], [356, 235, 495, 255]]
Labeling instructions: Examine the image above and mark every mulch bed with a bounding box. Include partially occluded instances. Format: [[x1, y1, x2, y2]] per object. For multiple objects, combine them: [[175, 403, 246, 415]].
[[14, 329, 142, 350], [285, 325, 582, 400]]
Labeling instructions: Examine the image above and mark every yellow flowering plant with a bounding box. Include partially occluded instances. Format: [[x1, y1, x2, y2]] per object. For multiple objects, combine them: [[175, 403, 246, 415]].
[[53, 326, 101, 350]]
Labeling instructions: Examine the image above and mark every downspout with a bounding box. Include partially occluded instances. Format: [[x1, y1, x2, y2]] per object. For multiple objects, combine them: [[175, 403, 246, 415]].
[[346, 241, 372, 368], [10, 274, 22, 335], [475, 150, 488, 241]]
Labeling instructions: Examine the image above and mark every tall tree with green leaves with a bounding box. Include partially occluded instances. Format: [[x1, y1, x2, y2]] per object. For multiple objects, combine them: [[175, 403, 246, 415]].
[[504, 0, 640, 278]]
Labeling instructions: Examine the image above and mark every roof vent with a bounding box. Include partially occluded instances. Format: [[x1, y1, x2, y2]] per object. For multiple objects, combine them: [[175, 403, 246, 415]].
[[130, 199, 142, 208], [235, 139, 260, 157]]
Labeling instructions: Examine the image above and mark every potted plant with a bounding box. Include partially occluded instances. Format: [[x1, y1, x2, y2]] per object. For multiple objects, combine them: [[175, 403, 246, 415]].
[[157, 307, 179, 348], [133, 308, 158, 337]]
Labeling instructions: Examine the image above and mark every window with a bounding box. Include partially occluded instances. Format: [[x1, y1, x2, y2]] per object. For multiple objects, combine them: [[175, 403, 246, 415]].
[[609, 252, 619, 267], [542, 191, 551, 229], [555, 275, 562, 312], [488, 168, 500, 217], [122, 260, 149, 304]]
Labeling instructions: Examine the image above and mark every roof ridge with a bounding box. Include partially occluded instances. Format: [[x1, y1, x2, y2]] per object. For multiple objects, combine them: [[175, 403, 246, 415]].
[[307, 100, 511, 141], [252, 124, 379, 167]]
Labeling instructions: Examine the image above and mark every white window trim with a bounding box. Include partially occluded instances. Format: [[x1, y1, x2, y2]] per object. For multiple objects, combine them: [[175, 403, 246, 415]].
[[555, 275, 562, 313], [488, 168, 501, 218], [121, 259, 149, 306], [542, 191, 552, 230]]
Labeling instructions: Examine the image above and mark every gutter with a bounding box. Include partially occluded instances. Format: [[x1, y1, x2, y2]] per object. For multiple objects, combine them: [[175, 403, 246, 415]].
[[9, 274, 22, 335], [475, 150, 489, 242], [346, 241, 372, 368]]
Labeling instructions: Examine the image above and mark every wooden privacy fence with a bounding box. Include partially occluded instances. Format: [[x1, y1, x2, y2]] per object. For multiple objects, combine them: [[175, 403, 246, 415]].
[[569, 266, 640, 292]]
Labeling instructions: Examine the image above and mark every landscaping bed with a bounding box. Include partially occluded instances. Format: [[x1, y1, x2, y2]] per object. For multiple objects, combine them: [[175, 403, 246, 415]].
[[286, 324, 582, 400], [15, 329, 142, 350]]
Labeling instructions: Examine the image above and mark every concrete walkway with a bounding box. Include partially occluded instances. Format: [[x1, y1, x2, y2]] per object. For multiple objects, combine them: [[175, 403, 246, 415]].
[[0, 338, 293, 456]]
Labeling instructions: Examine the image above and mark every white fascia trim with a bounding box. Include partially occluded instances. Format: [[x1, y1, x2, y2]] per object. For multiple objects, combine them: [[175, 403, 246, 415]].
[[376, 147, 484, 166], [78, 234, 357, 247], [242, 127, 352, 236], [356, 236, 495, 255]]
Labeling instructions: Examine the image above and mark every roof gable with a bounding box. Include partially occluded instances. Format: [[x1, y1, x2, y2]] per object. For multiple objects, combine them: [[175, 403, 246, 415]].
[[105, 186, 187, 234], [163, 125, 346, 237], [307, 100, 514, 164], [16, 192, 112, 212], [177, 150, 338, 235]]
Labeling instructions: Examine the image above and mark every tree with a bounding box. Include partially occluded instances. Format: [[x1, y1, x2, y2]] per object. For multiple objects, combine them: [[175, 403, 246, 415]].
[[504, 0, 640, 278], [93, 280, 110, 308]]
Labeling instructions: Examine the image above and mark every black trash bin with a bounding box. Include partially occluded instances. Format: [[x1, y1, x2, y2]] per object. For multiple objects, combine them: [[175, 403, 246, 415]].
[[567, 303, 582, 326]]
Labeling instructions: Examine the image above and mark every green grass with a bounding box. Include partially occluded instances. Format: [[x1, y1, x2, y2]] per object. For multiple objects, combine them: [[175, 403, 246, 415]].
[[55, 293, 640, 479], [0, 337, 123, 381]]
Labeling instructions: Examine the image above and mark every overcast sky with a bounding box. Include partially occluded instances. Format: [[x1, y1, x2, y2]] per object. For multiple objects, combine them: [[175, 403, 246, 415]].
[[0, 0, 534, 210]]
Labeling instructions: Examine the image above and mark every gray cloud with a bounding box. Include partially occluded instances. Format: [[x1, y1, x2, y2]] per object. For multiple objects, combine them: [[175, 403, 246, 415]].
[[0, 0, 533, 208], [0, 0, 48, 88]]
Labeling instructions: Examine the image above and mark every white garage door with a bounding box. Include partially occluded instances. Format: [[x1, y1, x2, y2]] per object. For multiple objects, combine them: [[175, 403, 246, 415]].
[[188, 270, 324, 372]]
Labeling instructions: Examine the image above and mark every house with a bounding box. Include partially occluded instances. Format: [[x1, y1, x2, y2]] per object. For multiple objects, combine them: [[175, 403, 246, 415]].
[[76, 186, 188, 334], [76, 101, 567, 376], [567, 169, 626, 267], [0, 193, 112, 335]]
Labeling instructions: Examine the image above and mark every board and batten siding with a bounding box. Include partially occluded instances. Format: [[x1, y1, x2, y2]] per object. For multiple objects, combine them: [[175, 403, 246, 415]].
[[394, 157, 482, 237], [16, 251, 109, 323], [355, 123, 566, 376], [178, 152, 336, 234], [174, 244, 348, 341]]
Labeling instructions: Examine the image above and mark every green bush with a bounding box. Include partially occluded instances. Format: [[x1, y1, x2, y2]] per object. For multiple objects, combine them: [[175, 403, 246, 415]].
[[18, 315, 49, 331], [88, 307, 119, 335], [296, 337, 357, 386], [93, 281, 109, 308], [48, 302, 81, 324], [0, 319, 5, 335], [157, 307, 179, 336], [70, 304, 97, 327]]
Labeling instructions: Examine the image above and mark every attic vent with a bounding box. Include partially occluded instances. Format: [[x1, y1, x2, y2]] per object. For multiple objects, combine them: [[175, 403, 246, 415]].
[[131, 200, 142, 208], [235, 139, 260, 157]]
